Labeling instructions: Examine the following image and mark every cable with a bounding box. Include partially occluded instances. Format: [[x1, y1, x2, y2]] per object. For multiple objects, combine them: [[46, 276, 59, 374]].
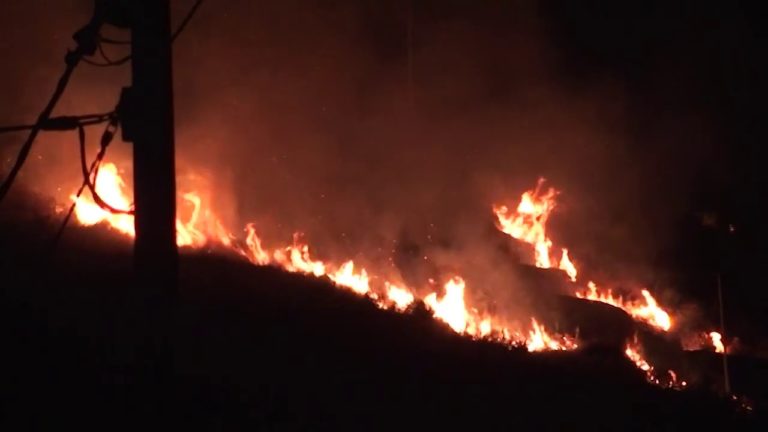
[[0, 54, 82, 205], [99, 36, 131, 45], [172, 0, 205, 43], [77, 121, 134, 215], [0, 112, 115, 135], [84, 0, 206, 67], [50, 118, 120, 254]]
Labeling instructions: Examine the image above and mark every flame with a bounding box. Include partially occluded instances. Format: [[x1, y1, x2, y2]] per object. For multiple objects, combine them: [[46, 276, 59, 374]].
[[495, 180, 674, 332], [558, 248, 577, 282], [625, 338, 686, 389], [328, 260, 371, 296], [273, 234, 327, 277], [385, 283, 415, 311], [526, 318, 578, 352], [575, 282, 672, 331], [72, 162, 712, 384], [424, 277, 474, 334], [73, 162, 233, 247], [709, 331, 725, 353], [72, 163, 134, 236], [493, 179, 557, 269]]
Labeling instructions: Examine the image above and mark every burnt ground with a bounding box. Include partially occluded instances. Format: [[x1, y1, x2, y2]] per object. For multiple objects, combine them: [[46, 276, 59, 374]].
[[1, 194, 765, 431]]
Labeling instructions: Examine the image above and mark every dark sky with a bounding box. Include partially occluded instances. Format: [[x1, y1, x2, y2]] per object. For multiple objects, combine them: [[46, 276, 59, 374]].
[[1, 1, 766, 335]]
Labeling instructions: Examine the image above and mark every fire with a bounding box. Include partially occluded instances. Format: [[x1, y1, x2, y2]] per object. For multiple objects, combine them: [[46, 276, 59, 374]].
[[575, 282, 672, 331], [710, 331, 725, 353], [385, 283, 415, 311], [558, 248, 577, 282], [493, 179, 557, 269], [424, 277, 476, 334], [526, 318, 578, 352], [494, 180, 673, 332], [72, 162, 233, 247], [625, 337, 686, 389], [328, 260, 371, 296], [72, 163, 134, 236], [71, 161, 706, 384]]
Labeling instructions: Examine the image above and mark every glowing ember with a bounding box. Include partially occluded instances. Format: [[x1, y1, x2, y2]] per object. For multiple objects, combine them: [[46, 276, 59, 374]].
[[710, 331, 725, 354], [575, 282, 672, 331]]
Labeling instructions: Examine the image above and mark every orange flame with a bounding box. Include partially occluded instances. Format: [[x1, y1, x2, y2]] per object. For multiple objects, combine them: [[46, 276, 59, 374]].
[[494, 180, 674, 333], [76, 163, 714, 373], [575, 282, 672, 331], [424, 277, 476, 334], [73, 162, 233, 247], [625, 338, 686, 389], [558, 248, 577, 282], [385, 282, 415, 311], [526, 318, 578, 352], [493, 179, 557, 269], [709, 331, 725, 354], [72, 163, 134, 237]]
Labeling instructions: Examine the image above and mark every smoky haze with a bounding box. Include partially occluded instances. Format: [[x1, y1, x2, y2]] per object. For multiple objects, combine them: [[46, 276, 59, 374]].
[[1, 1, 725, 312]]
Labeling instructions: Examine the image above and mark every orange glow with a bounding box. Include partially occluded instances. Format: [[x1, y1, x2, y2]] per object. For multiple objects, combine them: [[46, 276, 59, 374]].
[[710, 331, 725, 353], [575, 282, 672, 331]]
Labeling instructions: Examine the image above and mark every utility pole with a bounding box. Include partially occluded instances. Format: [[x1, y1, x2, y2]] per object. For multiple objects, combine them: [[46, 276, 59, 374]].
[[130, 0, 178, 300]]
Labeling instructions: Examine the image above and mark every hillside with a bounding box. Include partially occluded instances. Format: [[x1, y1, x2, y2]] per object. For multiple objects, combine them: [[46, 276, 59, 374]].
[[0, 196, 762, 430]]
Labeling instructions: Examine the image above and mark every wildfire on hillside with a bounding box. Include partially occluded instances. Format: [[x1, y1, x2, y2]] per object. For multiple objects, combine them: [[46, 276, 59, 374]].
[[68, 163, 726, 382]]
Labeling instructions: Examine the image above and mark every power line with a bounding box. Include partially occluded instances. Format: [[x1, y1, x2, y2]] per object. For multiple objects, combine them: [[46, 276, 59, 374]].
[[77, 119, 134, 215], [0, 112, 114, 135], [50, 119, 118, 254], [0, 45, 90, 205], [84, 0, 206, 67]]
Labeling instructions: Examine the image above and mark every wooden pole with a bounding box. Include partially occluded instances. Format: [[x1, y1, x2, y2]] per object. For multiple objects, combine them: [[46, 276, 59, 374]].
[[130, 0, 178, 300]]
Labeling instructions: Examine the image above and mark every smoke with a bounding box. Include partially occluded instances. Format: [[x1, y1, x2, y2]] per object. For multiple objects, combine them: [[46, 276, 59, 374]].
[[1, 1, 724, 314]]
